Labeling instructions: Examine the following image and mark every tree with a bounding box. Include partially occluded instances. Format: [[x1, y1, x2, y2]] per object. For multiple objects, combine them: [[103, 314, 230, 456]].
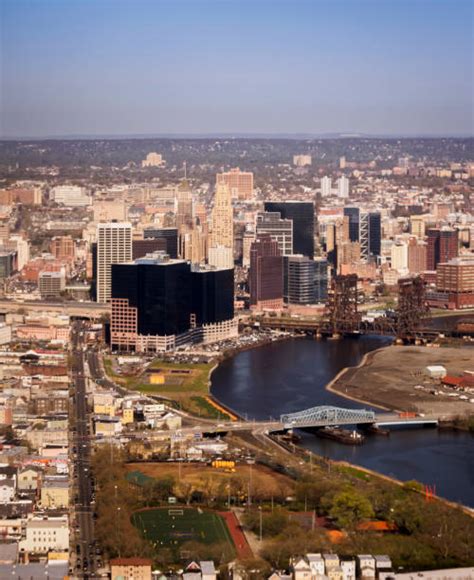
[[325, 489, 374, 529]]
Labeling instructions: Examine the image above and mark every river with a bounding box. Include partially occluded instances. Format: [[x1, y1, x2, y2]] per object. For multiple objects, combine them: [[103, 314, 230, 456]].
[[211, 336, 474, 507]]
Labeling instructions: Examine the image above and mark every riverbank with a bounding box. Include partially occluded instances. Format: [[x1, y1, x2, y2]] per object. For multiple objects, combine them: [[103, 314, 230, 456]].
[[326, 343, 474, 416]]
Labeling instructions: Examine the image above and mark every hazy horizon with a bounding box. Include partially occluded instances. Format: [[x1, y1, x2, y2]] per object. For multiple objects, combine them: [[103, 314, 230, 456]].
[[1, 0, 472, 139]]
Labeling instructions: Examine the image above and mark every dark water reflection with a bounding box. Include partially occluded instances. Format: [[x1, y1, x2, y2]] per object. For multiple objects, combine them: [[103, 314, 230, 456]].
[[211, 337, 474, 507]]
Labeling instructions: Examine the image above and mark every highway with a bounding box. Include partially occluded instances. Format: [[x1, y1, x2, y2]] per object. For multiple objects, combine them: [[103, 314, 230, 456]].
[[0, 298, 110, 318], [70, 321, 97, 578]]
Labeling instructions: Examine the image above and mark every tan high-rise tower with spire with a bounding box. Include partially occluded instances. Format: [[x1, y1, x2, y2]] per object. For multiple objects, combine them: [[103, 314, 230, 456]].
[[208, 182, 233, 269]]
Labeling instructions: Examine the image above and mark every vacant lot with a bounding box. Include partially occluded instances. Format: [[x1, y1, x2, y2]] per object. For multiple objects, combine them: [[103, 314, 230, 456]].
[[126, 462, 295, 500], [330, 345, 474, 415]]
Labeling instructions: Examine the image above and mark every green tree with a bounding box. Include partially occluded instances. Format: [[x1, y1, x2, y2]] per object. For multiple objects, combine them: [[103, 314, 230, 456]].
[[325, 489, 374, 529]]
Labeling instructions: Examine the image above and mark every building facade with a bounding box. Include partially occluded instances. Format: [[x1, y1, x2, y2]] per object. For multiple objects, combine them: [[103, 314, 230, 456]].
[[96, 222, 132, 303], [216, 167, 253, 200], [249, 235, 283, 310], [264, 201, 314, 259]]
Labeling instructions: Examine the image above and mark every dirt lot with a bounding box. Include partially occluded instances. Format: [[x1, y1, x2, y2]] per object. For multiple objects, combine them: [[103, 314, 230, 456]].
[[329, 345, 474, 415], [126, 461, 295, 499]]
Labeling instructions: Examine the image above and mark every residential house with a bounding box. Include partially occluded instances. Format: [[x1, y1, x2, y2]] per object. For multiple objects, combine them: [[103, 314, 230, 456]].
[[17, 467, 41, 492], [290, 556, 312, 580], [110, 557, 152, 580]]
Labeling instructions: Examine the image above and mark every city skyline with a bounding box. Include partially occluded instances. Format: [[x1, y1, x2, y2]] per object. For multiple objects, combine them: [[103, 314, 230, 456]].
[[1, 0, 472, 138]]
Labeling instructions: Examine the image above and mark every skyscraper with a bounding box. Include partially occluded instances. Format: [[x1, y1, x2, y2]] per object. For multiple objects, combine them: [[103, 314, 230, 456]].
[[314, 258, 329, 303], [96, 222, 132, 303], [427, 228, 459, 270], [111, 253, 235, 351], [209, 182, 234, 269], [175, 180, 194, 231], [365, 212, 381, 259], [284, 255, 317, 304], [264, 201, 314, 259], [250, 235, 283, 310], [343, 207, 360, 242], [256, 212, 293, 256]]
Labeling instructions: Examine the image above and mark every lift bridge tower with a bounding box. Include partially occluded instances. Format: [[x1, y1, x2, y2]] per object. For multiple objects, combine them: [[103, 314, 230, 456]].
[[326, 274, 361, 335], [396, 275, 430, 341]]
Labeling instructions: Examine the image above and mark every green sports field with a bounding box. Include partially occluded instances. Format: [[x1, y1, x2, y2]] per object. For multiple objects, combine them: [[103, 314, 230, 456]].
[[132, 507, 235, 553]]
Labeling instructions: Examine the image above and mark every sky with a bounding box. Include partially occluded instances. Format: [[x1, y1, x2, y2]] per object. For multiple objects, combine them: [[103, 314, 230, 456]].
[[0, 0, 472, 138]]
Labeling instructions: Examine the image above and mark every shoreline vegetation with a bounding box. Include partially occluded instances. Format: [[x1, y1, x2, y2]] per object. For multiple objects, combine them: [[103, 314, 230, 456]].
[[102, 337, 473, 512]]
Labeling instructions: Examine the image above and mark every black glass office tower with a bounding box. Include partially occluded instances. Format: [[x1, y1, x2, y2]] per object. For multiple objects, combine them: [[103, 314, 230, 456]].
[[112, 257, 192, 336], [343, 207, 360, 242], [191, 267, 234, 325], [264, 201, 314, 259], [368, 212, 381, 258]]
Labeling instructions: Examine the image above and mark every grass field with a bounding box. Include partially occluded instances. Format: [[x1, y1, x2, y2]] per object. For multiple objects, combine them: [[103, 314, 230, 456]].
[[104, 357, 233, 418], [132, 507, 235, 552]]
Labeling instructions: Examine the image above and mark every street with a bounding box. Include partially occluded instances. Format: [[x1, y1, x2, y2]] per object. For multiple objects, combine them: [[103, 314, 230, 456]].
[[70, 321, 97, 578]]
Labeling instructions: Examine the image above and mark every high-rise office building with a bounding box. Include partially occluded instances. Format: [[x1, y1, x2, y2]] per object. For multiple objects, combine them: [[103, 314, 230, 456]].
[[391, 241, 408, 273], [427, 228, 458, 271], [364, 212, 381, 260], [143, 228, 178, 259], [111, 253, 235, 351], [191, 266, 234, 326], [343, 207, 360, 243], [256, 212, 293, 256], [242, 231, 255, 268], [410, 215, 426, 239], [96, 222, 132, 303], [314, 258, 329, 303], [407, 237, 427, 274], [175, 181, 194, 231], [321, 176, 332, 197], [250, 235, 283, 310], [337, 176, 350, 198], [209, 183, 234, 269], [216, 168, 253, 200], [343, 208, 380, 261], [264, 201, 314, 259], [284, 255, 317, 304]]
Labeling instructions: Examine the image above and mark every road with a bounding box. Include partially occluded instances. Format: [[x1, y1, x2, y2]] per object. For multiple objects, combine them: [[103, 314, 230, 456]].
[[0, 298, 110, 318], [70, 321, 97, 578]]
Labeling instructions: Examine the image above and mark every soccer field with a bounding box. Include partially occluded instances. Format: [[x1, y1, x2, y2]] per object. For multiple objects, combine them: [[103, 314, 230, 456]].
[[132, 507, 235, 552]]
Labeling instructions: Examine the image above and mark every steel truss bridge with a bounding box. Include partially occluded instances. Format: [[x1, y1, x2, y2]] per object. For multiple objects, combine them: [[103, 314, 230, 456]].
[[280, 405, 376, 429]]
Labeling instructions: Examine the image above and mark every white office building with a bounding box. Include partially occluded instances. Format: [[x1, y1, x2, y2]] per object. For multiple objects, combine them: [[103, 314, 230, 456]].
[[97, 222, 132, 303]]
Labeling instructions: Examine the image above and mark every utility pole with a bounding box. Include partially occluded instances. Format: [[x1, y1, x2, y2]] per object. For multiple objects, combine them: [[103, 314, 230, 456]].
[[258, 506, 263, 542]]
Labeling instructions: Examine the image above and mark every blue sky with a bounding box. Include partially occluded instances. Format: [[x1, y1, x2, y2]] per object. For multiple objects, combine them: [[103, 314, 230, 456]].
[[1, 0, 472, 137]]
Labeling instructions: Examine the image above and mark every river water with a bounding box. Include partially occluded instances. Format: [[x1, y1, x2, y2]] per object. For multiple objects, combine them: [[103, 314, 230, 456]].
[[211, 337, 474, 507]]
